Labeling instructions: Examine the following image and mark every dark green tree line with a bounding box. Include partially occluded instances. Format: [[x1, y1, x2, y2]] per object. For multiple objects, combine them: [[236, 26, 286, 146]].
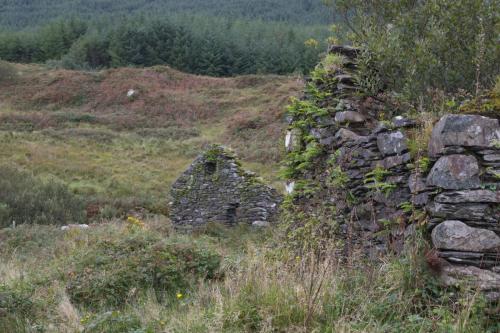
[[0, 15, 327, 76]]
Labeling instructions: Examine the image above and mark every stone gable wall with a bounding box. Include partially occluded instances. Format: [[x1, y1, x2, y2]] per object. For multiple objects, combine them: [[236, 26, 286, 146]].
[[170, 145, 281, 228]]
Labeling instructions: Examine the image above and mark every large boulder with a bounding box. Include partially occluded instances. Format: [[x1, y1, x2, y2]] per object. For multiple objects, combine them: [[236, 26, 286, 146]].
[[432, 220, 500, 252], [429, 115, 500, 157], [426, 154, 480, 190]]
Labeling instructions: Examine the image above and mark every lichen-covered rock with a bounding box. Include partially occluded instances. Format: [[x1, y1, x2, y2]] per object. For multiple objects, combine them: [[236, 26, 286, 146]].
[[434, 190, 500, 203], [426, 154, 480, 190], [439, 265, 500, 300], [335, 111, 366, 124], [428, 202, 498, 222], [285, 128, 302, 152], [170, 145, 282, 228], [377, 131, 407, 156], [409, 173, 427, 194], [432, 220, 500, 252], [429, 114, 500, 157]]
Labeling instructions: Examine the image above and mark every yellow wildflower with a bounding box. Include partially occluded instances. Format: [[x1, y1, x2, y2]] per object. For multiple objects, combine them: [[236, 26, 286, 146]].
[[176, 292, 183, 300], [126, 216, 145, 228]]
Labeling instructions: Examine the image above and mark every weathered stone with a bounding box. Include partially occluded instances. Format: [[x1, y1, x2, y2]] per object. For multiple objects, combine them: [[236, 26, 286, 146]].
[[373, 152, 411, 169], [170, 145, 281, 227], [252, 221, 270, 228], [285, 128, 302, 152], [429, 114, 500, 157], [412, 192, 429, 206], [434, 190, 500, 203], [377, 131, 408, 156], [432, 220, 500, 252], [334, 128, 364, 144], [483, 154, 500, 162], [409, 173, 427, 193], [319, 136, 336, 146], [314, 115, 336, 126], [438, 251, 500, 268], [439, 265, 500, 292], [335, 111, 366, 124], [392, 116, 416, 128], [310, 127, 332, 140], [426, 155, 480, 190], [427, 202, 497, 222]]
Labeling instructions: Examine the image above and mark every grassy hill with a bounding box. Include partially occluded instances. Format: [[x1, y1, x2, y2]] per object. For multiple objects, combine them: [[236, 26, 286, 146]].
[[0, 63, 302, 214]]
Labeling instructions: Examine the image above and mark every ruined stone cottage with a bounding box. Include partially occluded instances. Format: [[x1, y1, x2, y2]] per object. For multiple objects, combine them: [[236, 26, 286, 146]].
[[170, 145, 282, 227]]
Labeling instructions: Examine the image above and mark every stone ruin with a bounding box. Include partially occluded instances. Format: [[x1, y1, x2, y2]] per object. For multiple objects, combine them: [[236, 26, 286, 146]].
[[170, 145, 281, 228], [286, 45, 417, 256], [285, 45, 500, 299], [423, 115, 500, 301]]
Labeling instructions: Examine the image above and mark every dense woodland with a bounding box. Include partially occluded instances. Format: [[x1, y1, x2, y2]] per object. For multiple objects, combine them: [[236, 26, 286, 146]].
[[0, 0, 332, 29], [0, 1, 332, 76]]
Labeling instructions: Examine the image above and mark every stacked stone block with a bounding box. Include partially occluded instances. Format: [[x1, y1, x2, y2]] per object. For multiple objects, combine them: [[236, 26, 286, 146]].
[[423, 115, 500, 300]]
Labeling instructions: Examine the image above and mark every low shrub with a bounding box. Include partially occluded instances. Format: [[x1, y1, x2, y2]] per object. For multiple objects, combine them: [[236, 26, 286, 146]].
[[0, 166, 86, 228], [66, 232, 221, 309], [0, 61, 17, 84]]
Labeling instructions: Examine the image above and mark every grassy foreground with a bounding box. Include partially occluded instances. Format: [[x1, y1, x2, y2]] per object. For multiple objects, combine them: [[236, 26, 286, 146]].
[[1, 219, 498, 332], [1, 62, 499, 332]]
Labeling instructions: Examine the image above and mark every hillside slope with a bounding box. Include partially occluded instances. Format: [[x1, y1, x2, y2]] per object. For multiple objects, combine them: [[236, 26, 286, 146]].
[[0, 64, 302, 211], [0, 0, 331, 29]]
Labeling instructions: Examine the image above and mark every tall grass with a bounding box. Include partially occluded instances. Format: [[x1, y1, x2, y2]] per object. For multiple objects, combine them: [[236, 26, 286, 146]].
[[0, 220, 497, 332]]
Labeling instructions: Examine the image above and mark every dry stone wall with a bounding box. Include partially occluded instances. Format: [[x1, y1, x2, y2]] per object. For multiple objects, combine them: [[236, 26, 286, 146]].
[[170, 145, 281, 228], [423, 115, 500, 301], [285, 46, 417, 257], [284, 45, 499, 299]]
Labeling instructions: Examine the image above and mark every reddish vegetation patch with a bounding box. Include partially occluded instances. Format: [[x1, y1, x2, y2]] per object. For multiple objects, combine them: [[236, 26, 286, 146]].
[[0, 64, 302, 162]]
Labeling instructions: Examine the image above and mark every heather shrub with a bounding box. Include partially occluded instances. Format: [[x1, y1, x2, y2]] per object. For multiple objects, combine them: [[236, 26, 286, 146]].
[[0, 61, 17, 84], [330, 0, 500, 107], [66, 232, 221, 309], [0, 166, 86, 228]]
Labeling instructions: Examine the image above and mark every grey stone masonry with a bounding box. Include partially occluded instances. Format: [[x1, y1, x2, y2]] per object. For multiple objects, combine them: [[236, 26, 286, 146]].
[[426, 114, 500, 301], [285, 45, 500, 301], [170, 145, 282, 228], [286, 45, 416, 257]]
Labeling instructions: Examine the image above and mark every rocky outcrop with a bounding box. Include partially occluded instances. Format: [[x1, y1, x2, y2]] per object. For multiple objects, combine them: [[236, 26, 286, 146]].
[[170, 145, 281, 228], [425, 114, 500, 300]]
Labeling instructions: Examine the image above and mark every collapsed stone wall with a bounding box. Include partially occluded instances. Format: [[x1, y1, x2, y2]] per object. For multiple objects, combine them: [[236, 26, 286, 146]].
[[285, 45, 499, 298], [285, 46, 417, 257], [170, 145, 281, 228]]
